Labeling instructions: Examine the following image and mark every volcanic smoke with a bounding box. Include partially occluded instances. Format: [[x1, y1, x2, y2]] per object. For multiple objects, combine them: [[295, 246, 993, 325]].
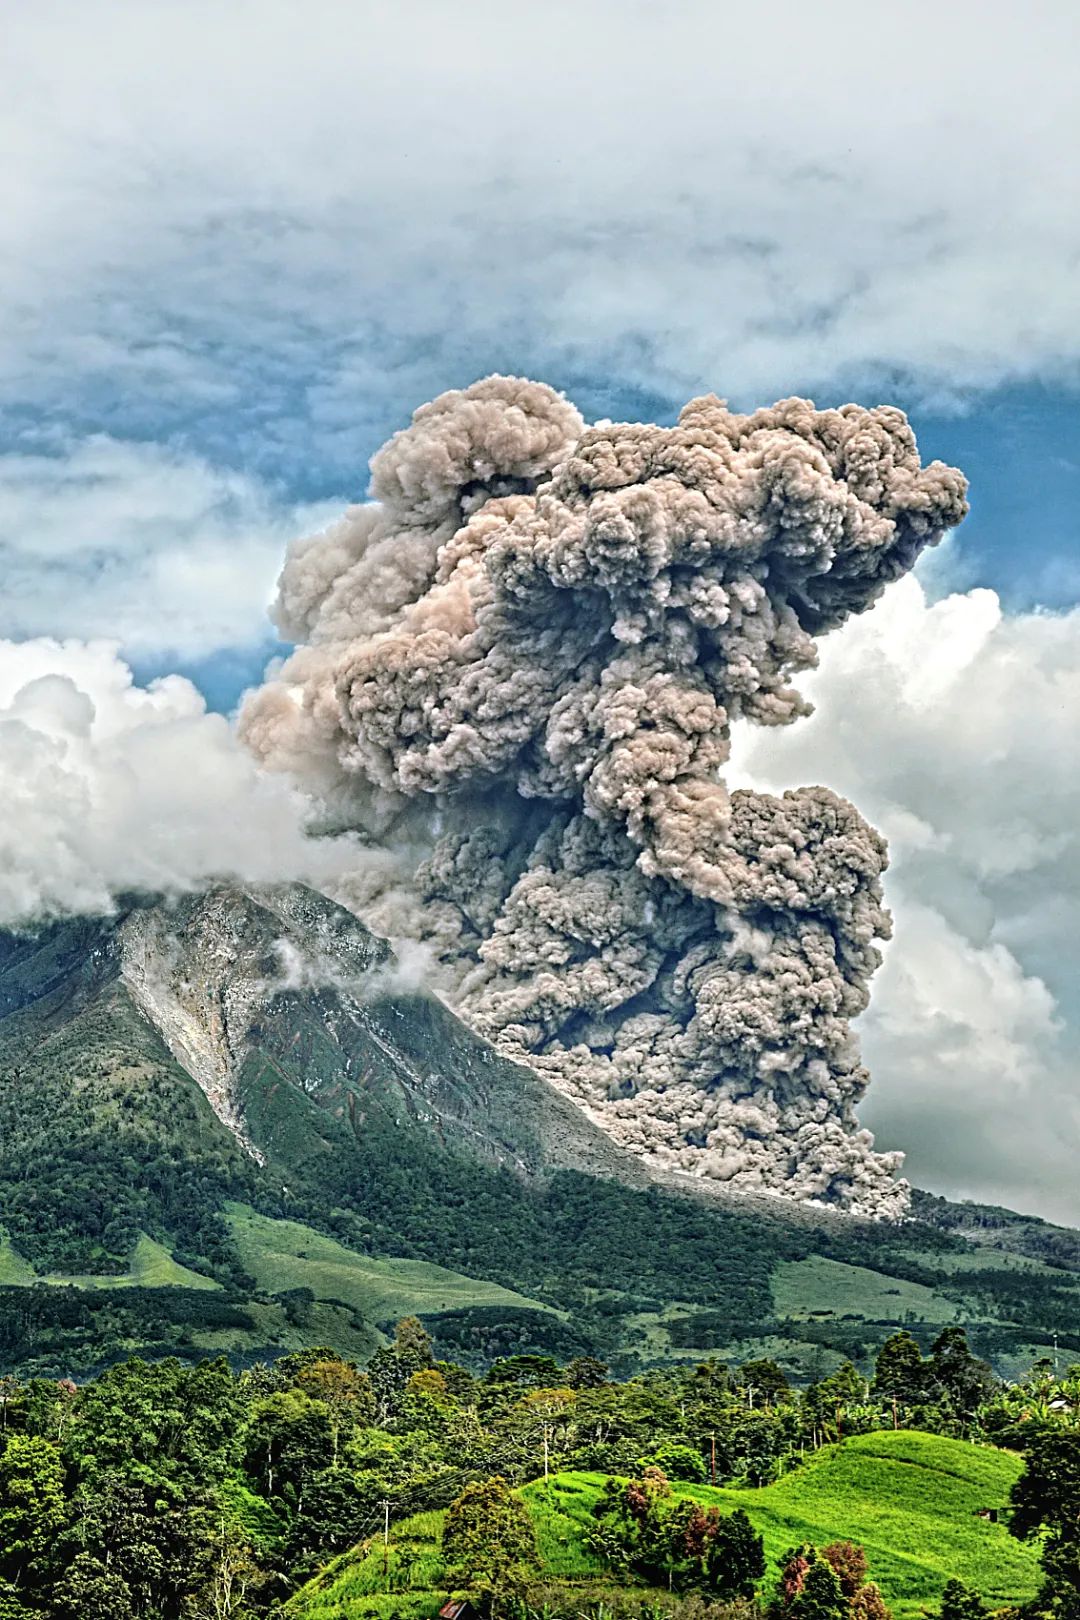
[[241, 376, 968, 1217]]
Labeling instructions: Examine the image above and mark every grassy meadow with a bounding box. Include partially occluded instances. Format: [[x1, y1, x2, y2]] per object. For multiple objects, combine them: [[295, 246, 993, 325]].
[[225, 1204, 557, 1320], [288, 1430, 1040, 1620]]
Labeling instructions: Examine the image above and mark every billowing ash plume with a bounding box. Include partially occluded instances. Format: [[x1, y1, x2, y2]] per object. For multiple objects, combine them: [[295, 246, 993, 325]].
[[241, 376, 968, 1218]]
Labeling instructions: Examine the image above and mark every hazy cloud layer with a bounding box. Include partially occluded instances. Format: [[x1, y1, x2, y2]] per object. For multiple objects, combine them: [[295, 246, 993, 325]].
[[2, 2, 1077, 455], [730, 575, 1080, 1222], [2, 3, 1075, 661], [0, 639, 356, 924], [0, 436, 339, 656]]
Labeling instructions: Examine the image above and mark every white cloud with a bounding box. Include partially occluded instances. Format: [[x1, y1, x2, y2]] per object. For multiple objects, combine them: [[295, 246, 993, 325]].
[[729, 574, 1080, 1222], [0, 638, 357, 924], [2, 2, 1076, 658], [1, 0, 1077, 434], [0, 436, 340, 656]]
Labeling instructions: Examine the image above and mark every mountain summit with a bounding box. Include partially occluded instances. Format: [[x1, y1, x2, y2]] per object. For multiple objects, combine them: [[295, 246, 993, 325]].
[[1, 883, 1078, 1380]]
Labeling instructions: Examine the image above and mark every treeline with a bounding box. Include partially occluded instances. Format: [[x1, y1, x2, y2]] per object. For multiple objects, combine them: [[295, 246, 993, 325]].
[[0, 1285, 256, 1366], [1, 1318, 1080, 1617]]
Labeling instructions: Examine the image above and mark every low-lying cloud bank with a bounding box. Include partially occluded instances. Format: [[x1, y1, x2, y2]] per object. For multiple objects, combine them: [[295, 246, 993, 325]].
[[0, 638, 356, 923]]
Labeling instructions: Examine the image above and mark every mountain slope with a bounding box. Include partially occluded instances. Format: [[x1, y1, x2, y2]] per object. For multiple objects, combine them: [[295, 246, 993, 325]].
[[0, 880, 646, 1274], [1, 881, 1079, 1380]]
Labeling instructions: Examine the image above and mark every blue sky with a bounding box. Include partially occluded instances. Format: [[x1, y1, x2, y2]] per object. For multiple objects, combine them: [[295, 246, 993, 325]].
[[2, 0, 1079, 1218]]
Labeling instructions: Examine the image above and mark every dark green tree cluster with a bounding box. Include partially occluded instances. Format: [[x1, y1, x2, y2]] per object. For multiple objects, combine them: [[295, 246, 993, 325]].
[[871, 1328, 996, 1434], [768, 1541, 890, 1620], [1010, 1429, 1080, 1618], [591, 1466, 764, 1598]]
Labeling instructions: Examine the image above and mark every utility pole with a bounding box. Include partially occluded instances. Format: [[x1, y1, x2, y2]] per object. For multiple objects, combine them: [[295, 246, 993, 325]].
[[543, 1423, 550, 1482], [381, 1500, 390, 1591], [710, 1433, 716, 1485]]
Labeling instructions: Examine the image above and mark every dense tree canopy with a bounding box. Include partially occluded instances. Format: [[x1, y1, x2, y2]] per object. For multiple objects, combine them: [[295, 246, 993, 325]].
[[0, 1322, 1058, 1617]]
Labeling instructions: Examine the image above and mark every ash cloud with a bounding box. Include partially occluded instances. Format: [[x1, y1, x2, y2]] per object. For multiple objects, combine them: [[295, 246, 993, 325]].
[[241, 376, 968, 1217]]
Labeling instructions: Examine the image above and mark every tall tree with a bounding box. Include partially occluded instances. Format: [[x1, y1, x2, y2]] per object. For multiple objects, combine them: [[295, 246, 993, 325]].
[[66, 1357, 241, 1496], [928, 1329, 996, 1422], [441, 1476, 537, 1617], [796, 1559, 851, 1620], [52, 1553, 135, 1620], [740, 1359, 792, 1405], [0, 1435, 66, 1593], [821, 1539, 869, 1597], [872, 1332, 928, 1407], [704, 1507, 766, 1598], [1010, 1431, 1080, 1614]]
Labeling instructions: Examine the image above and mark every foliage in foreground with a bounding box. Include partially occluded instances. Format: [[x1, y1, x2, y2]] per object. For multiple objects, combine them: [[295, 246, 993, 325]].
[[0, 1319, 1074, 1618]]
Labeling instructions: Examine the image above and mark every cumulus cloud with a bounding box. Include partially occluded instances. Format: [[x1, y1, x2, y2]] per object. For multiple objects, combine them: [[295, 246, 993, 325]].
[[241, 374, 967, 1216], [0, 436, 341, 656], [0, 638, 357, 924], [729, 575, 1080, 1223]]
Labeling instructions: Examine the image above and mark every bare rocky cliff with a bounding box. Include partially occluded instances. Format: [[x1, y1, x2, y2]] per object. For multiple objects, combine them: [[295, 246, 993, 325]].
[[108, 882, 650, 1187]]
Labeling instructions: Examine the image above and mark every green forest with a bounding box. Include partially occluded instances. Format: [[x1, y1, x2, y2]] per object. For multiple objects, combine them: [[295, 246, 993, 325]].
[[1, 1318, 1079, 1620]]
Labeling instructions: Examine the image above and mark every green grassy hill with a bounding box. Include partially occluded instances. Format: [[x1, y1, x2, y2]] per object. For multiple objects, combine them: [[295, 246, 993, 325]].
[[226, 1204, 557, 1320], [288, 1431, 1040, 1620], [771, 1256, 963, 1324], [0, 1229, 221, 1290]]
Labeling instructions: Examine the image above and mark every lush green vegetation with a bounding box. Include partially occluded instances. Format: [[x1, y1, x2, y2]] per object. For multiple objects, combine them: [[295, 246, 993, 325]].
[[5, 905, 1080, 1386], [551, 1439, 1034, 1613], [0, 971, 260, 1283], [226, 1207, 554, 1322], [292, 1436, 1036, 1619], [2, 1316, 1078, 1619], [770, 1258, 962, 1326], [0, 1232, 223, 1292]]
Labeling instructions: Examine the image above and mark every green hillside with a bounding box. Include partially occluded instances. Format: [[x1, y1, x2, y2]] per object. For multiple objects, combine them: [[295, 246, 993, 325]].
[[3, 887, 1080, 1379], [0, 1230, 36, 1285], [0, 1208, 565, 1375], [0, 1229, 221, 1290], [226, 1204, 557, 1320], [771, 1256, 963, 1324], [289, 1431, 1040, 1620]]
